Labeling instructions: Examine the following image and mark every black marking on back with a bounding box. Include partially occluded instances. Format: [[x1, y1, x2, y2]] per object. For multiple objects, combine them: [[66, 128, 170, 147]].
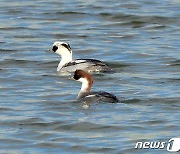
[[63, 59, 108, 67], [61, 59, 112, 73], [83, 91, 119, 103], [95, 91, 119, 103], [77, 59, 105, 64], [63, 61, 78, 67]]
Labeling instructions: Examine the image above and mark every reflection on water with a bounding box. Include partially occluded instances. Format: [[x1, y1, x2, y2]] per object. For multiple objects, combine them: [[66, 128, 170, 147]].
[[0, 0, 180, 153]]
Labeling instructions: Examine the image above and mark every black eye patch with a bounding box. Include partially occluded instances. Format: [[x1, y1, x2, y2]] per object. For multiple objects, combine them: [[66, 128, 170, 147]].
[[52, 45, 58, 52], [73, 73, 81, 80], [61, 43, 71, 52]]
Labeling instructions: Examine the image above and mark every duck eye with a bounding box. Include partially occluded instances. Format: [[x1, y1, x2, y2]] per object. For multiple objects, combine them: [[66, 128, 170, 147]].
[[52, 45, 58, 52], [73, 73, 80, 80]]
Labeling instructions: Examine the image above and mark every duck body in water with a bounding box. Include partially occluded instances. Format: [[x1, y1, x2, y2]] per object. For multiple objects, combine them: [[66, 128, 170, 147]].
[[51, 41, 112, 73], [72, 70, 119, 106]]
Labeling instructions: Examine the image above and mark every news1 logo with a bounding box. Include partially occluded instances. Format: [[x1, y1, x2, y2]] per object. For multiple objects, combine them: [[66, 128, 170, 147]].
[[167, 138, 180, 152], [135, 138, 180, 152]]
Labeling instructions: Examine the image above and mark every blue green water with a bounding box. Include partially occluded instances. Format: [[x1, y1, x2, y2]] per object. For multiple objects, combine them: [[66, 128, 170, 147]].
[[0, 0, 180, 153]]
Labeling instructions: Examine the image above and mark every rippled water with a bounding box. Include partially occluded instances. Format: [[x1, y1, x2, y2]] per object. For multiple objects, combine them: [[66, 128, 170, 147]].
[[0, 0, 180, 153]]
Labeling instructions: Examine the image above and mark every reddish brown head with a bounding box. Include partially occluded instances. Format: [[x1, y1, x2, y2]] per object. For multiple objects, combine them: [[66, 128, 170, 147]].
[[73, 70, 93, 92]]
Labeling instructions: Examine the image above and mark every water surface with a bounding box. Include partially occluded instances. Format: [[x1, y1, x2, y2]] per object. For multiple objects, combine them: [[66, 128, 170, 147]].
[[0, 0, 180, 153]]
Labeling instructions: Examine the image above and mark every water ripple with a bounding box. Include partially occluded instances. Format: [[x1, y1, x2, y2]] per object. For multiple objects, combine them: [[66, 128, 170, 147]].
[[0, 0, 179, 153]]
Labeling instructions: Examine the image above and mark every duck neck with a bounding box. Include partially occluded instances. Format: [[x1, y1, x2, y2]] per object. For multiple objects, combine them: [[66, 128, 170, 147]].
[[57, 52, 72, 71], [77, 78, 93, 99]]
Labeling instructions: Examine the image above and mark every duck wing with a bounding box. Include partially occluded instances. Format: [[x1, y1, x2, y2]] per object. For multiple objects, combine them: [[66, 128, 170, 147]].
[[62, 59, 111, 72]]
